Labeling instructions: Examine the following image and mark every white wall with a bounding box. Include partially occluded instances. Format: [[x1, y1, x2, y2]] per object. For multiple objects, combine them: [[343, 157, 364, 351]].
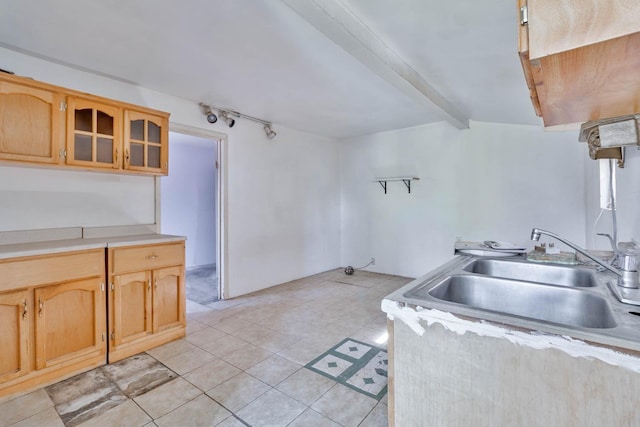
[[1, 47, 342, 298], [226, 124, 341, 297], [0, 165, 155, 231], [585, 149, 640, 250], [340, 121, 587, 279], [160, 133, 217, 269]]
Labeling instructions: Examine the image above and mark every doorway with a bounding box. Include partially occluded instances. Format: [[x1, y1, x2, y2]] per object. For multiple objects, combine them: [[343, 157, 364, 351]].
[[160, 130, 224, 310]]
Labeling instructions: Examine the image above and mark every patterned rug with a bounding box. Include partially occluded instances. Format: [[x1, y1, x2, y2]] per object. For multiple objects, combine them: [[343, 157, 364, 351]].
[[305, 338, 388, 400]]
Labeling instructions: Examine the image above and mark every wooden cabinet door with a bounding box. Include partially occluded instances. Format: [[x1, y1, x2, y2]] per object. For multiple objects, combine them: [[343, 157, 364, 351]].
[[0, 77, 64, 164], [34, 278, 106, 370], [66, 96, 122, 169], [152, 266, 185, 333], [112, 271, 152, 346], [0, 290, 31, 383], [123, 110, 168, 175], [519, 0, 640, 127]]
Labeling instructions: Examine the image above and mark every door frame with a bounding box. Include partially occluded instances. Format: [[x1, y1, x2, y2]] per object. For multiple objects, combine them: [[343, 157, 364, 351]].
[[157, 123, 229, 300]]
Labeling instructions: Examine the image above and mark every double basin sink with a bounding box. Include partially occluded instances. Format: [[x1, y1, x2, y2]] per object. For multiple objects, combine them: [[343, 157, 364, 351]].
[[402, 257, 629, 333]]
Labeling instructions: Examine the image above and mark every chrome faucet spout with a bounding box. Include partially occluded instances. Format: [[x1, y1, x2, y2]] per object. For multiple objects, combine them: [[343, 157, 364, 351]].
[[530, 227, 639, 288]]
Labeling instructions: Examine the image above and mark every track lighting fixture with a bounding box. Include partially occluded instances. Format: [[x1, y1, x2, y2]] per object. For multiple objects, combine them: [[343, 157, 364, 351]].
[[219, 111, 235, 128], [199, 101, 277, 139], [198, 103, 218, 124], [263, 124, 277, 140]]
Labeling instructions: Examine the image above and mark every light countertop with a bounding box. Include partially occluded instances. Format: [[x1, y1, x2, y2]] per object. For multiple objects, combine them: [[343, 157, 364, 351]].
[[0, 228, 185, 260]]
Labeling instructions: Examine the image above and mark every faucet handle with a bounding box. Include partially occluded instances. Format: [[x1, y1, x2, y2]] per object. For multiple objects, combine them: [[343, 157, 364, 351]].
[[618, 241, 640, 254], [617, 241, 640, 272]]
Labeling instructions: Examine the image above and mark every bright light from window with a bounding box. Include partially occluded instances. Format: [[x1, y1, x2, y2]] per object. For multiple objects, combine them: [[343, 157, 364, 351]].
[[599, 159, 616, 210], [375, 331, 388, 345]]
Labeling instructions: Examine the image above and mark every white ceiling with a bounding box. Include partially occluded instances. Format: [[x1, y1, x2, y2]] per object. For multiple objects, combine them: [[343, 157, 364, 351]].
[[0, 0, 542, 139]]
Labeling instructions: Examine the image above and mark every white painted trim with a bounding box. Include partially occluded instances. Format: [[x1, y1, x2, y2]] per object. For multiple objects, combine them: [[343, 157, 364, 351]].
[[282, 0, 469, 129], [217, 132, 229, 300], [167, 122, 229, 301], [154, 176, 161, 234]]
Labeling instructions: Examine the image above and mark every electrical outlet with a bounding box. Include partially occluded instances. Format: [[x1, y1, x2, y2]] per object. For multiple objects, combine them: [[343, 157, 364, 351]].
[[371, 257, 376, 265]]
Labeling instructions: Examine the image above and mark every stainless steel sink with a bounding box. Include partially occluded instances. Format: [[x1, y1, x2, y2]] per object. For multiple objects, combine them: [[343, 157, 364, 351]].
[[463, 259, 596, 287], [421, 275, 617, 329], [387, 255, 640, 351]]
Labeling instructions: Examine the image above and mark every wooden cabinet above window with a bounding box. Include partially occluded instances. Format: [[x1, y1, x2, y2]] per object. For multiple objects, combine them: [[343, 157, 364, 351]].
[[0, 73, 170, 175], [518, 0, 640, 129]]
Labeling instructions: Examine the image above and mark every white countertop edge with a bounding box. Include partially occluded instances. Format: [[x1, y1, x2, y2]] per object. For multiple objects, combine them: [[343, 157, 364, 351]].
[[381, 298, 640, 373], [0, 240, 107, 259], [82, 224, 158, 239], [0, 234, 185, 259], [105, 234, 186, 247]]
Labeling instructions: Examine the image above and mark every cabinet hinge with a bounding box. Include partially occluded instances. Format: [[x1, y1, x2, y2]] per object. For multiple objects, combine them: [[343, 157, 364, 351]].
[[520, 5, 528, 25], [59, 149, 67, 159], [60, 101, 67, 111]]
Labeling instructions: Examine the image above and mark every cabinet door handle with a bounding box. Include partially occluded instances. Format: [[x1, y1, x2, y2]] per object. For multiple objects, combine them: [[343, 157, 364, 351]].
[[148, 279, 151, 291], [125, 149, 130, 164], [114, 147, 118, 164], [22, 299, 28, 319], [155, 278, 158, 290], [38, 298, 44, 317], [145, 255, 158, 259]]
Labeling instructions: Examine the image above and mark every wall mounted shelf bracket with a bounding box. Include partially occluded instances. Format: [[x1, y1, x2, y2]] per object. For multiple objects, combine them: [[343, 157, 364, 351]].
[[374, 177, 420, 194]]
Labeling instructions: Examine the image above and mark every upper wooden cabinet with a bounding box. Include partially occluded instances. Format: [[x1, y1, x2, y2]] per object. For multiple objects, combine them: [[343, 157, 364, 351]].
[[0, 77, 64, 164], [124, 110, 169, 174], [0, 73, 169, 175], [518, 0, 640, 128], [66, 96, 122, 170]]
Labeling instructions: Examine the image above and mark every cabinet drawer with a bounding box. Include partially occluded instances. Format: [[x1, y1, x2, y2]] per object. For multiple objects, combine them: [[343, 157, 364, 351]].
[[111, 243, 184, 274], [0, 250, 104, 293]]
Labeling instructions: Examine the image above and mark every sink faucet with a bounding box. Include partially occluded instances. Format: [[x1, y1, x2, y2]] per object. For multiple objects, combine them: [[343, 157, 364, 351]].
[[531, 228, 639, 289]]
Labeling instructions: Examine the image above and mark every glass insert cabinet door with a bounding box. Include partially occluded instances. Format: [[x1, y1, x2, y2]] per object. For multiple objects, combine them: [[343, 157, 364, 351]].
[[124, 110, 168, 174], [66, 97, 121, 168]]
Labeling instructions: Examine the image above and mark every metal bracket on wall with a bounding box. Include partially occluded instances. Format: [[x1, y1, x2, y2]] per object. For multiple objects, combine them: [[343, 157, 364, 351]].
[[374, 177, 420, 194]]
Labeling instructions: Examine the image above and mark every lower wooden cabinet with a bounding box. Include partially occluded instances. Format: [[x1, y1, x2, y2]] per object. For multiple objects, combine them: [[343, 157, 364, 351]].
[[0, 249, 106, 398], [112, 270, 153, 346], [34, 278, 106, 370], [0, 289, 30, 384], [0, 240, 185, 397], [108, 242, 186, 362]]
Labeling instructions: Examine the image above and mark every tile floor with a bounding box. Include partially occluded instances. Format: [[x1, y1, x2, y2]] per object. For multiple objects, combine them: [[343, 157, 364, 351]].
[[0, 268, 411, 427], [186, 265, 218, 305]]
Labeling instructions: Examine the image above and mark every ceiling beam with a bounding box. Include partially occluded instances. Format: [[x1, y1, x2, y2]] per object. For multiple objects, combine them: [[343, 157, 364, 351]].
[[281, 0, 469, 129]]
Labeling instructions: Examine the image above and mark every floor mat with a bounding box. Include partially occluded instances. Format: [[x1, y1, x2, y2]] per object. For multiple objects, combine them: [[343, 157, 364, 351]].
[[305, 338, 388, 400]]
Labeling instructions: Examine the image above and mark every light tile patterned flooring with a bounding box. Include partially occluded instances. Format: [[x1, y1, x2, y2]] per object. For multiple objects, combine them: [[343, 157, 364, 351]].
[[0, 269, 411, 427]]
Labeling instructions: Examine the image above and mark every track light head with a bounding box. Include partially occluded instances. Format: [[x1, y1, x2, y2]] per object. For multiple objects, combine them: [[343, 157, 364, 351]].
[[199, 102, 218, 124], [220, 111, 235, 128], [206, 112, 218, 124], [263, 124, 277, 140]]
